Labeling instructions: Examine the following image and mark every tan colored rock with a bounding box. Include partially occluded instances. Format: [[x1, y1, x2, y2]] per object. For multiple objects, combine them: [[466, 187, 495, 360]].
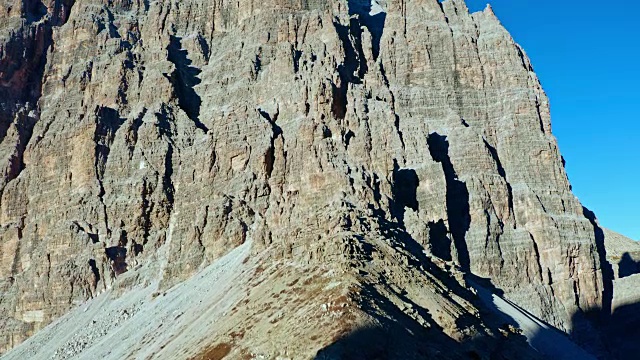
[[0, 0, 619, 357]]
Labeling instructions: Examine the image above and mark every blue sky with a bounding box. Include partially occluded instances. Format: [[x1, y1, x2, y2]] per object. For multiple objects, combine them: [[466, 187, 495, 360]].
[[463, 0, 640, 240]]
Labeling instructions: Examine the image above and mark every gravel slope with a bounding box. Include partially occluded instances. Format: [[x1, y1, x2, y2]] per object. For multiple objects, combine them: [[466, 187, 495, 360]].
[[2, 241, 253, 360], [472, 281, 595, 360]]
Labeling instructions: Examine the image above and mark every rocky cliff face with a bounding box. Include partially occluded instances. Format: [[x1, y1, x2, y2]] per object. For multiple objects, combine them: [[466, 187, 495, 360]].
[[0, 0, 620, 358]]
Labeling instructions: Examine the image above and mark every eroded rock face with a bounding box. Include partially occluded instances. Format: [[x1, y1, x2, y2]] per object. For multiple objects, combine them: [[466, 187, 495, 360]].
[[0, 0, 610, 355]]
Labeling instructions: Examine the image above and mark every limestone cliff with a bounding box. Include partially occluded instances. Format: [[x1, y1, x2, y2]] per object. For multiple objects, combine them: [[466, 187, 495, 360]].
[[0, 0, 625, 358]]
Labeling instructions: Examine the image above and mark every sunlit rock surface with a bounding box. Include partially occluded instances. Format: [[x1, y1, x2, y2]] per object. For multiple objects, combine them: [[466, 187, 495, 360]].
[[0, 0, 630, 358]]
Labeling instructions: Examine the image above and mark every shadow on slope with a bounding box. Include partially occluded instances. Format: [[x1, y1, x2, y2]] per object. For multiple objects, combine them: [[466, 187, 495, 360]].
[[617, 253, 640, 279], [568, 207, 640, 359], [313, 207, 542, 360], [569, 297, 640, 360], [313, 284, 538, 360], [583, 207, 614, 320], [316, 186, 610, 359], [600, 301, 640, 360], [313, 326, 475, 360]]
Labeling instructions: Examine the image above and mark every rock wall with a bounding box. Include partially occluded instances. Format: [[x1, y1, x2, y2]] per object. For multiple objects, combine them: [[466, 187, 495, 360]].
[[0, 0, 608, 353]]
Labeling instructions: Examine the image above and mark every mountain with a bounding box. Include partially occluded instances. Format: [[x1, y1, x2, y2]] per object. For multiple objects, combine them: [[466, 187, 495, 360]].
[[0, 0, 636, 358]]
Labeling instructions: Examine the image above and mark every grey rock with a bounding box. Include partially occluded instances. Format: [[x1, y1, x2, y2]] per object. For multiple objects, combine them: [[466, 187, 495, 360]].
[[0, 0, 624, 358]]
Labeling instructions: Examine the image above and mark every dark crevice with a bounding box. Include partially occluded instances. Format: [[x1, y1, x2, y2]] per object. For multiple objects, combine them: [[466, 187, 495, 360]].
[[87, 232, 98, 244], [436, 0, 446, 16], [253, 52, 262, 78], [151, 107, 177, 226], [483, 139, 515, 223], [197, 35, 210, 63], [379, 61, 390, 87], [393, 166, 419, 212], [343, 129, 355, 147], [105, 246, 127, 276], [484, 140, 506, 178], [367, 172, 382, 204], [0, 0, 76, 153], [379, 61, 405, 151], [331, 81, 348, 120], [103, 7, 121, 38], [534, 98, 546, 133], [535, 195, 547, 213], [393, 114, 405, 150], [93, 106, 124, 238], [321, 124, 332, 139], [258, 108, 278, 125], [264, 143, 275, 178], [166, 35, 208, 132], [194, 205, 210, 249], [390, 160, 418, 225], [94, 106, 125, 181], [116, 231, 128, 258], [163, 144, 175, 211], [575, 205, 615, 359], [529, 232, 544, 282], [258, 108, 283, 178], [2, 108, 38, 186], [126, 108, 147, 157], [347, 0, 387, 61], [140, 179, 153, 246], [582, 207, 613, 318], [428, 133, 471, 271], [292, 48, 303, 73], [72, 221, 99, 244], [24, 1, 48, 23], [428, 219, 452, 262], [334, 19, 367, 81], [332, 1, 385, 120], [331, 20, 360, 120], [156, 106, 175, 139], [515, 45, 533, 72], [485, 207, 505, 245], [88, 259, 100, 283], [132, 242, 144, 256]]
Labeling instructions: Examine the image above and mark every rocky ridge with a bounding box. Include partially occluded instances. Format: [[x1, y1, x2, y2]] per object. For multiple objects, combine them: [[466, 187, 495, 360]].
[[0, 0, 634, 358]]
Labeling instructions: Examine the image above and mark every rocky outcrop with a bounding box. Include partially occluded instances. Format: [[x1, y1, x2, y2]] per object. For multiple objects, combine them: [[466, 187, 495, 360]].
[[604, 228, 640, 279], [0, 0, 621, 357], [598, 229, 640, 360]]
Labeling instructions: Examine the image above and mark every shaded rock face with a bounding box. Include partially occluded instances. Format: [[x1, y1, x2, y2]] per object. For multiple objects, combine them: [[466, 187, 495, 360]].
[[0, 0, 610, 355]]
